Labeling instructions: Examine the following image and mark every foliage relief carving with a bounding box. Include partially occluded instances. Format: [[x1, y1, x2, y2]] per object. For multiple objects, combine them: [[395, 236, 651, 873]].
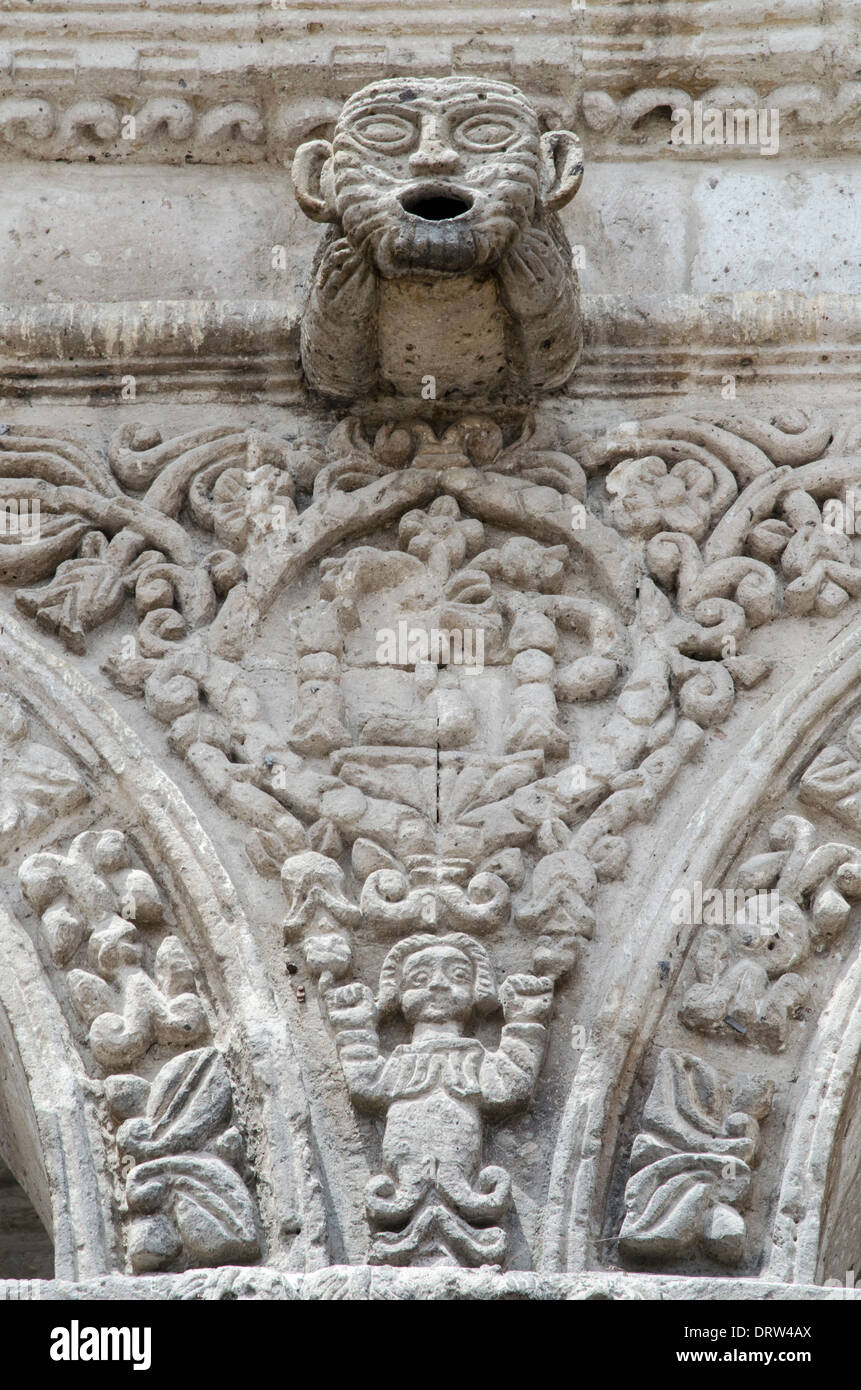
[[0, 400, 851, 1267]]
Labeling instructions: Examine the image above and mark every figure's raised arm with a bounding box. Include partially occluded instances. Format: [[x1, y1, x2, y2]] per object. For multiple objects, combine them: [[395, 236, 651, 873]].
[[479, 974, 554, 1115], [321, 978, 386, 1110]]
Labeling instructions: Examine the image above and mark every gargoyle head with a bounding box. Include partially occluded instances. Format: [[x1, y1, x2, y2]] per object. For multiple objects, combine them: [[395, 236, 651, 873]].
[[292, 76, 583, 278], [291, 77, 584, 400]]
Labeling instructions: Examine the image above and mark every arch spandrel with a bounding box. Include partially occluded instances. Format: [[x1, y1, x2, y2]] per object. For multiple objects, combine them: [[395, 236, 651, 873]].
[[0, 614, 334, 1276], [539, 617, 861, 1280]]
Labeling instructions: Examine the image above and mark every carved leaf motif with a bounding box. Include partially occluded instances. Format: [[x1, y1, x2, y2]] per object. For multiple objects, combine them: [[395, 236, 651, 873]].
[[16, 532, 133, 652], [351, 837, 401, 883], [620, 1156, 749, 1263], [0, 744, 85, 836], [7, 748, 81, 805], [146, 1048, 232, 1149], [246, 828, 294, 878], [0, 695, 87, 846], [154, 935, 198, 996], [443, 755, 540, 823], [40, 905, 84, 966], [801, 724, 861, 833], [125, 1154, 259, 1270], [619, 1050, 772, 1266], [117, 1047, 233, 1161]]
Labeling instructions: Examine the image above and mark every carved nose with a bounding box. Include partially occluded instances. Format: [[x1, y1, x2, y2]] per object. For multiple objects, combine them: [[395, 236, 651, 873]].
[[409, 141, 460, 176]]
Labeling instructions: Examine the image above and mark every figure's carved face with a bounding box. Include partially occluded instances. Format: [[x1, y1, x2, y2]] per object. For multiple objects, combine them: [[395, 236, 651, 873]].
[[399, 943, 475, 1025], [292, 77, 583, 278]]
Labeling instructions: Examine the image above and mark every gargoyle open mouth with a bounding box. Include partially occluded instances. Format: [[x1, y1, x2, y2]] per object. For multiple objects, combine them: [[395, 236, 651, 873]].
[[394, 186, 478, 271], [399, 188, 474, 222]]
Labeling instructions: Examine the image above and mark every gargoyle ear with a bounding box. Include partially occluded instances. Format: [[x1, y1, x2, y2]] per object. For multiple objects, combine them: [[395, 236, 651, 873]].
[[291, 139, 337, 222], [540, 130, 584, 210]]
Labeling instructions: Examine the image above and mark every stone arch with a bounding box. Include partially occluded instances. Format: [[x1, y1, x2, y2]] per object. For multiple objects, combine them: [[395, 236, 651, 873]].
[[0, 895, 114, 1278], [540, 617, 861, 1277], [764, 916, 861, 1284]]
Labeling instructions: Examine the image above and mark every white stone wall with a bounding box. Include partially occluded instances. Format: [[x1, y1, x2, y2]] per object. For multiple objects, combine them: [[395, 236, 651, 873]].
[[0, 0, 860, 1301]]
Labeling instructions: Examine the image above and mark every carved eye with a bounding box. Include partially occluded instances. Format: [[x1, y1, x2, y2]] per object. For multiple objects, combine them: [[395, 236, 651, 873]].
[[450, 968, 471, 984], [454, 114, 519, 150], [351, 113, 416, 152], [408, 971, 430, 986]]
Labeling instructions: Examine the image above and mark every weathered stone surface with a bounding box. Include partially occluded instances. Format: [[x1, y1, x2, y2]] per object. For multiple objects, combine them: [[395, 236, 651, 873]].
[[291, 76, 583, 399], [2, 1268, 859, 1301], [1, 4, 860, 1306]]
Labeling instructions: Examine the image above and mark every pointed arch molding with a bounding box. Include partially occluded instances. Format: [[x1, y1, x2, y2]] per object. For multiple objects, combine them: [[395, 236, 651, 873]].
[[541, 616, 861, 1278], [0, 611, 324, 1276], [0, 898, 113, 1279]]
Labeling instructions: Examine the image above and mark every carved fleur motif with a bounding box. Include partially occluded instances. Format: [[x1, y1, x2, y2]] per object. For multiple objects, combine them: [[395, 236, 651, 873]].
[[203, 463, 296, 550], [619, 1050, 772, 1266], [606, 455, 724, 541], [398, 496, 486, 578]]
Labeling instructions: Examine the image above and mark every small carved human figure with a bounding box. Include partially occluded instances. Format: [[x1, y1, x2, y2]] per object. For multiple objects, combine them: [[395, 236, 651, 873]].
[[323, 932, 552, 1265], [504, 647, 569, 757], [291, 77, 583, 401]]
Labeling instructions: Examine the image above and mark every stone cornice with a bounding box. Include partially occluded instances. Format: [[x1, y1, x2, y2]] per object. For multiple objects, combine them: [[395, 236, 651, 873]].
[[0, 1, 856, 161], [0, 292, 858, 403]]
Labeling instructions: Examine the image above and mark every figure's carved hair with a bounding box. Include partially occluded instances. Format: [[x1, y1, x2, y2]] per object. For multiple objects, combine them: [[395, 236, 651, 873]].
[[377, 932, 498, 1019]]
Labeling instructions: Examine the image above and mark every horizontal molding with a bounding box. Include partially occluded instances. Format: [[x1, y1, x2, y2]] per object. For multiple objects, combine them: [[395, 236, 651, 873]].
[[0, 1268, 857, 1300], [578, 84, 861, 160], [0, 292, 858, 403], [0, 300, 304, 403], [0, 86, 858, 164], [573, 291, 861, 397], [0, 2, 855, 161]]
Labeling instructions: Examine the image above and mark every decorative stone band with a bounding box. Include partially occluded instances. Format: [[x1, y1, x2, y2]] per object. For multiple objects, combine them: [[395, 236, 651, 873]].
[[0, 86, 856, 163], [2, 1269, 858, 1302], [0, 4, 579, 122], [2, 292, 860, 403], [579, 84, 861, 158], [0, 1, 851, 161]]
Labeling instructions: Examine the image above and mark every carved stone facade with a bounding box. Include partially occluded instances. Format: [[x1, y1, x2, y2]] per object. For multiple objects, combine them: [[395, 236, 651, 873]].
[[1, 0, 861, 1304]]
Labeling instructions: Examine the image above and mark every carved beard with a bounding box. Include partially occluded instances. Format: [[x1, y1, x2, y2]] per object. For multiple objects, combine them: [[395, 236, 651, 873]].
[[332, 146, 542, 278]]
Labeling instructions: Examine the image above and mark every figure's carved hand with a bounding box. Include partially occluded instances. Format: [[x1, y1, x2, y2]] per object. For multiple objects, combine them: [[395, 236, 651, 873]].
[[497, 225, 569, 319], [303, 234, 379, 397], [323, 979, 378, 1031], [499, 973, 554, 1024], [316, 237, 376, 309]]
